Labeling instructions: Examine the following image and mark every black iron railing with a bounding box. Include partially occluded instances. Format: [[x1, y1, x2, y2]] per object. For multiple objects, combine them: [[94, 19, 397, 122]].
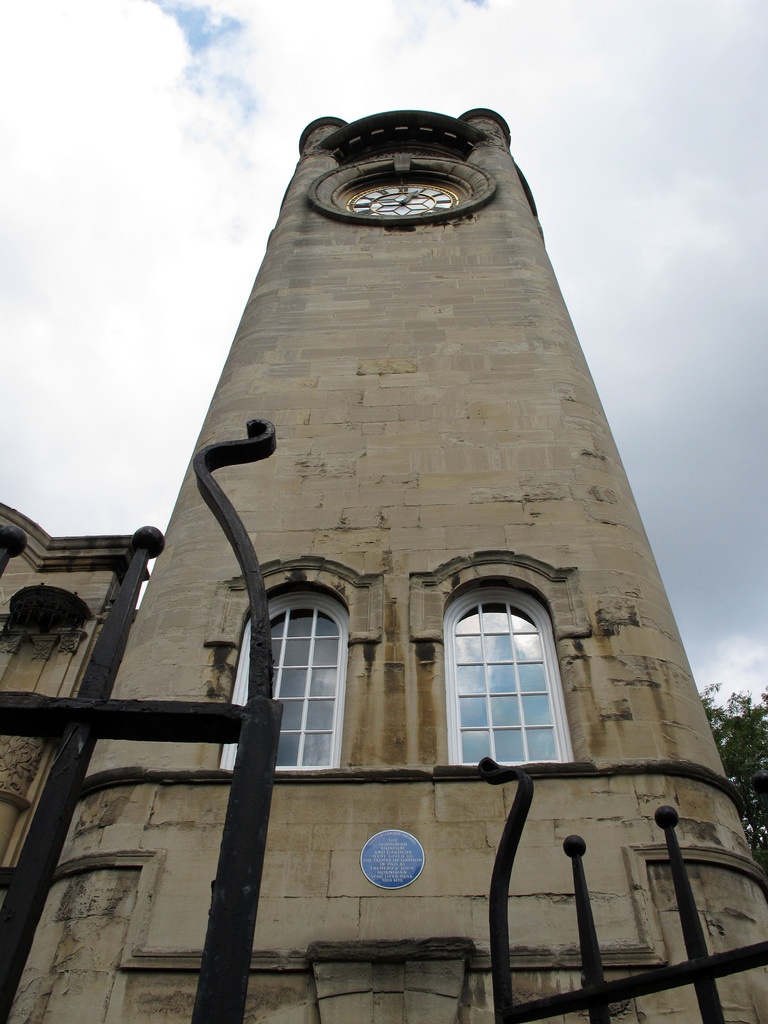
[[480, 757, 768, 1024]]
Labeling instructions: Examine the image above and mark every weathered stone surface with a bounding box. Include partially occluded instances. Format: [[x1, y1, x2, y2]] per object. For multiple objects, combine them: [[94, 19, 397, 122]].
[[313, 955, 467, 1024]]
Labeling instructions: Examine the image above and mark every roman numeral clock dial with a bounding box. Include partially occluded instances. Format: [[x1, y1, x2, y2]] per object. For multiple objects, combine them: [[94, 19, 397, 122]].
[[347, 184, 458, 217]]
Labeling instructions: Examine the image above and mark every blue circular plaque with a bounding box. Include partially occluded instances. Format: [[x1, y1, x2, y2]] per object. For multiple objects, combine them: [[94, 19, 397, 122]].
[[360, 830, 425, 889]]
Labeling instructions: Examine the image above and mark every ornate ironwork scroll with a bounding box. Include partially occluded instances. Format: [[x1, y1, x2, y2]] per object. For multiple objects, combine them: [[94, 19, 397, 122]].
[[193, 418, 276, 702], [191, 418, 282, 1024]]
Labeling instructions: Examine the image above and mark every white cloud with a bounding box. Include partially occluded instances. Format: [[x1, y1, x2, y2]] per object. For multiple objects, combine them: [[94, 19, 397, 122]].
[[1, 0, 766, 710], [0, 0, 270, 533], [693, 637, 768, 703]]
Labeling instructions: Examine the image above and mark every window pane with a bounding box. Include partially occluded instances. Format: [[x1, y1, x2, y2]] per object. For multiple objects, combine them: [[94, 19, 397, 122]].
[[309, 668, 337, 697], [510, 611, 535, 631], [459, 696, 488, 728], [278, 668, 307, 698], [456, 610, 481, 635], [280, 701, 303, 731], [456, 636, 483, 663], [521, 694, 552, 726], [494, 729, 525, 762], [313, 638, 339, 666], [513, 633, 542, 661], [518, 663, 546, 691], [527, 729, 556, 761], [287, 610, 315, 637], [303, 733, 332, 766], [462, 730, 491, 762], [481, 604, 508, 633], [315, 613, 339, 637], [457, 665, 485, 694], [487, 664, 515, 693], [227, 598, 348, 773], [490, 695, 520, 727], [283, 638, 311, 666], [306, 700, 334, 731], [276, 732, 300, 766], [485, 634, 513, 662]]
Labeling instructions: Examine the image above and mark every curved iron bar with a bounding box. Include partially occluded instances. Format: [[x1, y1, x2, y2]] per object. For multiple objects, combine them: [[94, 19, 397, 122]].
[[191, 419, 283, 1024], [194, 418, 277, 700], [479, 757, 535, 1021]]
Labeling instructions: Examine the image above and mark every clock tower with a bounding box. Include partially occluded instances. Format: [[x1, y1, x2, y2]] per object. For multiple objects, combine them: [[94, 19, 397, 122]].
[[5, 109, 767, 1024]]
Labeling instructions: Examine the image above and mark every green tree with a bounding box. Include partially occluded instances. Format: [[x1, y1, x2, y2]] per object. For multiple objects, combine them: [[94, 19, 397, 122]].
[[702, 685, 768, 872]]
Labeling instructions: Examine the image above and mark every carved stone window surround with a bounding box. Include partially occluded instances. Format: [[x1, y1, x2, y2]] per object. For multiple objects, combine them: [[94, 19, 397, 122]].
[[409, 550, 591, 643], [205, 558, 384, 648]]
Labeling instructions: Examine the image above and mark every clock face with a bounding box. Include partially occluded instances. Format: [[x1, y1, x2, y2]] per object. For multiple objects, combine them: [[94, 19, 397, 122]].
[[309, 161, 495, 226], [347, 183, 459, 217]]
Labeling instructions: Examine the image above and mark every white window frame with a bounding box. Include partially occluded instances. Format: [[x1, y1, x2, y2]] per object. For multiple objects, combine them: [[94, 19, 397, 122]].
[[222, 592, 348, 770], [444, 588, 572, 766]]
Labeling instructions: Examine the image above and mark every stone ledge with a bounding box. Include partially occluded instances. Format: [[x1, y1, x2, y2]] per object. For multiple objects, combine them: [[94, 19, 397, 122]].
[[79, 759, 742, 808], [113, 945, 666, 974], [307, 938, 475, 962]]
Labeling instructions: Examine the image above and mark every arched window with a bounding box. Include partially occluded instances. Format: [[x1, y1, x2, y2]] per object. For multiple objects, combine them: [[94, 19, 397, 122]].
[[445, 589, 571, 765], [222, 592, 348, 770]]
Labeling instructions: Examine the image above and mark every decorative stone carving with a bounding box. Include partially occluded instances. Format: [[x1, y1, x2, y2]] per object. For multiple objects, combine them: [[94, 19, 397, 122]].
[[57, 629, 86, 654], [30, 636, 57, 661], [205, 560, 385, 649], [409, 550, 591, 643], [0, 628, 85, 657], [0, 632, 25, 655], [0, 734, 45, 797]]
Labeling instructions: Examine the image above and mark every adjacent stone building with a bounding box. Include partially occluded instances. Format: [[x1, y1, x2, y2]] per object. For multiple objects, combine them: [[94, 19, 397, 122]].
[[0, 507, 132, 871], [2, 108, 767, 1022]]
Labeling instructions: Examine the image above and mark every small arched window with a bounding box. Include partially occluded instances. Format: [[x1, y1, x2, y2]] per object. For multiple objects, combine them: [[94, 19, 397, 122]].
[[222, 592, 348, 770], [445, 589, 571, 765]]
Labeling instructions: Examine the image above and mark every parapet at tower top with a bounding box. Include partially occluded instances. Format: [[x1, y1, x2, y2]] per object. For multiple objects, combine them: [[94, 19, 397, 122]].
[[299, 109, 511, 161], [300, 108, 537, 227]]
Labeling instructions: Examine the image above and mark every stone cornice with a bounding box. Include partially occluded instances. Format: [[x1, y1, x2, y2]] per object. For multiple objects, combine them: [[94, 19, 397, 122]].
[[80, 758, 743, 810], [0, 504, 132, 576]]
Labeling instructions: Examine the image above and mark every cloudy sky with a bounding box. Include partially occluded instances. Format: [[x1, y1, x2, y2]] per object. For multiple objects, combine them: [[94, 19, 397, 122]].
[[1, 0, 766, 702]]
